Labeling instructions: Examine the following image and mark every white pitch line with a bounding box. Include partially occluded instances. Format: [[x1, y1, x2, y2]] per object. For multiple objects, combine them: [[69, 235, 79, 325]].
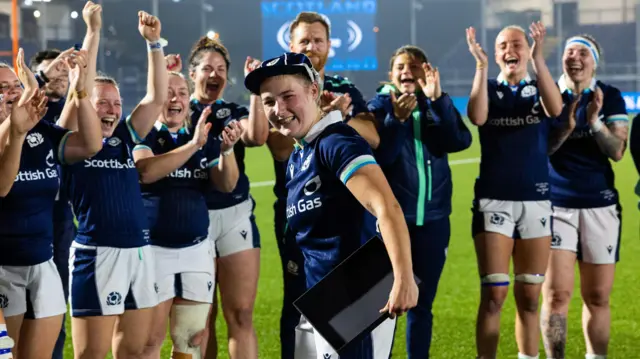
[[249, 157, 481, 189]]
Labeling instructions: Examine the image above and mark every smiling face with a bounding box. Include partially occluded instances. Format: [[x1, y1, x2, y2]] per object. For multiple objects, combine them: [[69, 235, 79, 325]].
[[162, 74, 191, 130], [190, 50, 228, 104], [91, 82, 122, 138], [0, 67, 23, 114], [389, 53, 425, 94], [289, 21, 331, 72], [563, 42, 597, 85], [495, 27, 530, 81], [259, 74, 320, 139]]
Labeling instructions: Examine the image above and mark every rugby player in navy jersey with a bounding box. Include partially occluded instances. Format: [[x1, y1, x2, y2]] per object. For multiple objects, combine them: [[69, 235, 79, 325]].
[[184, 37, 268, 359], [30, 43, 88, 359], [541, 35, 628, 359], [265, 12, 378, 359], [59, 11, 169, 359], [0, 47, 102, 358], [465, 22, 564, 359], [245, 52, 418, 359], [368, 45, 472, 359], [134, 69, 244, 359]]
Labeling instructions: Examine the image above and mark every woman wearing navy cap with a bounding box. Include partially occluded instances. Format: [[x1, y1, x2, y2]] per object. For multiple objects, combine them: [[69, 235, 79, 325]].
[[245, 52, 418, 359]]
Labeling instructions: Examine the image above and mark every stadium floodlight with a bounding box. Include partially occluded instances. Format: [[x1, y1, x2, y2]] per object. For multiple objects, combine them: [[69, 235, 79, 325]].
[[71, 11, 78, 19], [33, 9, 41, 18], [207, 30, 219, 40]]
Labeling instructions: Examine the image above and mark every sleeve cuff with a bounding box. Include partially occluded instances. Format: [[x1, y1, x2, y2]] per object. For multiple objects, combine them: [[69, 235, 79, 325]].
[[606, 114, 629, 124], [126, 116, 145, 144], [133, 144, 152, 152], [339, 154, 377, 184], [57, 131, 73, 165]]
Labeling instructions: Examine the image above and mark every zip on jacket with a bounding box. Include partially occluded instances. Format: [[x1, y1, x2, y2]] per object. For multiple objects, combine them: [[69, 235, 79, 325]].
[[370, 83, 472, 225]]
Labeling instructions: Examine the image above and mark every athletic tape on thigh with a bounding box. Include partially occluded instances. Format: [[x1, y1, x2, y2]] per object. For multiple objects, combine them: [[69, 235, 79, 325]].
[[514, 273, 545, 284], [480, 273, 510, 287], [172, 303, 210, 358]]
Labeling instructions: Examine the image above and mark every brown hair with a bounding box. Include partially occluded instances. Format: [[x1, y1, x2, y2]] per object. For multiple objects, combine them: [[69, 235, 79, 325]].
[[30, 49, 62, 71], [289, 12, 330, 41], [188, 36, 231, 73], [389, 45, 429, 70]]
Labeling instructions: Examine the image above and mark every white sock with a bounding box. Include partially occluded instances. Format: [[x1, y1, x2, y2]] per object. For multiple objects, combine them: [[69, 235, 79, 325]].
[[518, 353, 539, 359], [586, 354, 606, 359]]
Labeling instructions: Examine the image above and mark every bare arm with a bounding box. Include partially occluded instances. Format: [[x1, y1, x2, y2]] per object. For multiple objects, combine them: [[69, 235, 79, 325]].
[[465, 27, 490, 127], [548, 99, 577, 155], [347, 112, 380, 149], [266, 130, 294, 162], [133, 144, 201, 184], [0, 129, 25, 197], [127, 12, 168, 140], [345, 164, 413, 280], [239, 95, 269, 147], [59, 2, 102, 131], [62, 92, 103, 164], [530, 22, 564, 118], [593, 122, 628, 162], [209, 151, 239, 193], [467, 67, 489, 126]]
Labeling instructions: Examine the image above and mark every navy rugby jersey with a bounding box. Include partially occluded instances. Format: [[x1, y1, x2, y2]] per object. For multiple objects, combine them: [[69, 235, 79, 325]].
[[285, 111, 377, 288], [61, 118, 149, 248], [134, 122, 213, 248], [475, 74, 553, 201], [272, 74, 369, 206], [190, 98, 250, 209], [37, 72, 74, 222], [0, 120, 69, 265], [549, 76, 628, 208]]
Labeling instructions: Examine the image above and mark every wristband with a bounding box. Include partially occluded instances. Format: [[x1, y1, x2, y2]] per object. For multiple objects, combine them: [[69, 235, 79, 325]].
[[590, 119, 604, 133], [38, 70, 50, 83], [476, 62, 487, 69], [147, 41, 163, 52], [222, 148, 234, 156], [74, 89, 87, 100]]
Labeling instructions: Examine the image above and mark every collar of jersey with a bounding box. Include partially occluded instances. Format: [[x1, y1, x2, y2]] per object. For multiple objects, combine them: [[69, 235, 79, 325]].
[[557, 74, 597, 94], [377, 83, 422, 102], [294, 110, 342, 149], [496, 72, 532, 87], [190, 96, 225, 111], [154, 120, 190, 135]]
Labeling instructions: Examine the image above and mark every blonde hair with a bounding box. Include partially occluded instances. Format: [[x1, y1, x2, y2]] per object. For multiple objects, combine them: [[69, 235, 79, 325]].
[[497, 25, 531, 46], [168, 70, 193, 129]]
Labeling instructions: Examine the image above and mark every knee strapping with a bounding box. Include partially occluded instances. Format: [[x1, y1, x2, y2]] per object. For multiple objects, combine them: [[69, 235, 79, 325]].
[[0, 324, 13, 359], [171, 303, 210, 359], [515, 273, 545, 284], [481, 273, 510, 287]]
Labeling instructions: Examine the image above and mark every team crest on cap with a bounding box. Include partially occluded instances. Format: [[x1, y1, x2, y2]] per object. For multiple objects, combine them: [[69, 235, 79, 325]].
[[216, 108, 231, 119], [266, 58, 280, 66], [521, 85, 537, 98]]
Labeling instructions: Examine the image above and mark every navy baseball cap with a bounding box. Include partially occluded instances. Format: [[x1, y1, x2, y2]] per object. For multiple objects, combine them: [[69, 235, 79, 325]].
[[244, 52, 321, 95]]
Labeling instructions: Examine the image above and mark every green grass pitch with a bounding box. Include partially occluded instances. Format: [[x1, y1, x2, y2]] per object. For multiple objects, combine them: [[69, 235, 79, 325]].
[[62, 121, 640, 358]]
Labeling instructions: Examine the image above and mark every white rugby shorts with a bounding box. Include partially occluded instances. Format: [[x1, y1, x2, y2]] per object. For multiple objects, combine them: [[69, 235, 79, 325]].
[[294, 315, 396, 359], [552, 204, 621, 264], [152, 239, 215, 304], [473, 199, 553, 239], [69, 242, 158, 317], [207, 197, 260, 258], [0, 259, 66, 319]]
